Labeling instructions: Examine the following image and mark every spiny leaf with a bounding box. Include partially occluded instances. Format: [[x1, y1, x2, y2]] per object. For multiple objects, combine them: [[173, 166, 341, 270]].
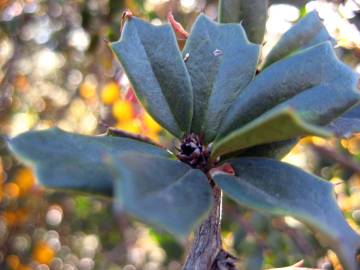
[[263, 11, 335, 68], [111, 152, 213, 238], [211, 107, 331, 159], [213, 158, 360, 270], [218, 42, 359, 138], [218, 0, 268, 44], [183, 15, 259, 142], [111, 17, 193, 138], [7, 128, 171, 196]]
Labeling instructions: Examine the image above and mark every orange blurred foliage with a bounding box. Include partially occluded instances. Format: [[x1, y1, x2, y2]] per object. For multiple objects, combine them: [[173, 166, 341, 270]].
[[4, 182, 20, 199], [112, 99, 135, 122], [101, 82, 121, 105], [32, 241, 55, 265], [13, 168, 35, 196], [79, 82, 97, 100], [6, 254, 20, 270]]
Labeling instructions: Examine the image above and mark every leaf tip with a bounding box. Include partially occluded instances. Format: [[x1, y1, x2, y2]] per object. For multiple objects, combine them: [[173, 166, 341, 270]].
[[121, 9, 133, 23], [120, 9, 134, 35]]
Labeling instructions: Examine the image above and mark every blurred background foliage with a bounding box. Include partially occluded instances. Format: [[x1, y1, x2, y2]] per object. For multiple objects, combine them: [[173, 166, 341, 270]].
[[1, 0, 360, 269]]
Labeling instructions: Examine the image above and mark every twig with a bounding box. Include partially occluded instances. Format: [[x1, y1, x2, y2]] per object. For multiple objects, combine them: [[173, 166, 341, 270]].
[[272, 219, 315, 257], [268, 259, 321, 269], [237, 214, 267, 251], [310, 144, 360, 175], [100, 124, 165, 149]]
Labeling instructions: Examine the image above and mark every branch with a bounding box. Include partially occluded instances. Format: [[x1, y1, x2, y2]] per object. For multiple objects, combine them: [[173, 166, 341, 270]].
[[100, 125, 164, 148], [182, 185, 237, 270], [310, 144, 360, 175], [182, 185, 223, 270]]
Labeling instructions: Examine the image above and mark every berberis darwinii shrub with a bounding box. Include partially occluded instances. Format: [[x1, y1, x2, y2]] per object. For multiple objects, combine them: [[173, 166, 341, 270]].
[[7, 1, 360, 269]]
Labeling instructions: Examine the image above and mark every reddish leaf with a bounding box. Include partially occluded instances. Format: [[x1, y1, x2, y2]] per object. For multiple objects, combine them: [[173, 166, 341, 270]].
[[167, 12, 189, 40], [209, 163, 235, 178]]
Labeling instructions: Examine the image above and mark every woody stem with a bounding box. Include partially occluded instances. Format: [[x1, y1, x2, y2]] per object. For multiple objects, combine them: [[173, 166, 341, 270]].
[[182, 185, 224, 270]]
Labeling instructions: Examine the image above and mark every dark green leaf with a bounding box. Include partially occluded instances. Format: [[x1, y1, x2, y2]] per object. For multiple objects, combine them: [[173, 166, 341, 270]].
[[238, 139, 298, 160], [303, 26, 335, 49], [328, 104, 360, 138], [111, 17, 193, 138], [335, 103, 360, 119], [183, 15, 259, 142], [211, 107, 331, 159], [111, 152, 213, 238], [213, 158, 360, 270], [218, 42, 359, 138], [263, 11, 334, 68], [218, 0, 268, 44], [7, 128, 171, 196], [271, 79, 360, 127]]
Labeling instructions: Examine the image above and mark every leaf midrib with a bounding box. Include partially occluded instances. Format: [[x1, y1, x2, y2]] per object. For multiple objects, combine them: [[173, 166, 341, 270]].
[[134, 168, 196, 199], [135, 21, 186, 133]]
